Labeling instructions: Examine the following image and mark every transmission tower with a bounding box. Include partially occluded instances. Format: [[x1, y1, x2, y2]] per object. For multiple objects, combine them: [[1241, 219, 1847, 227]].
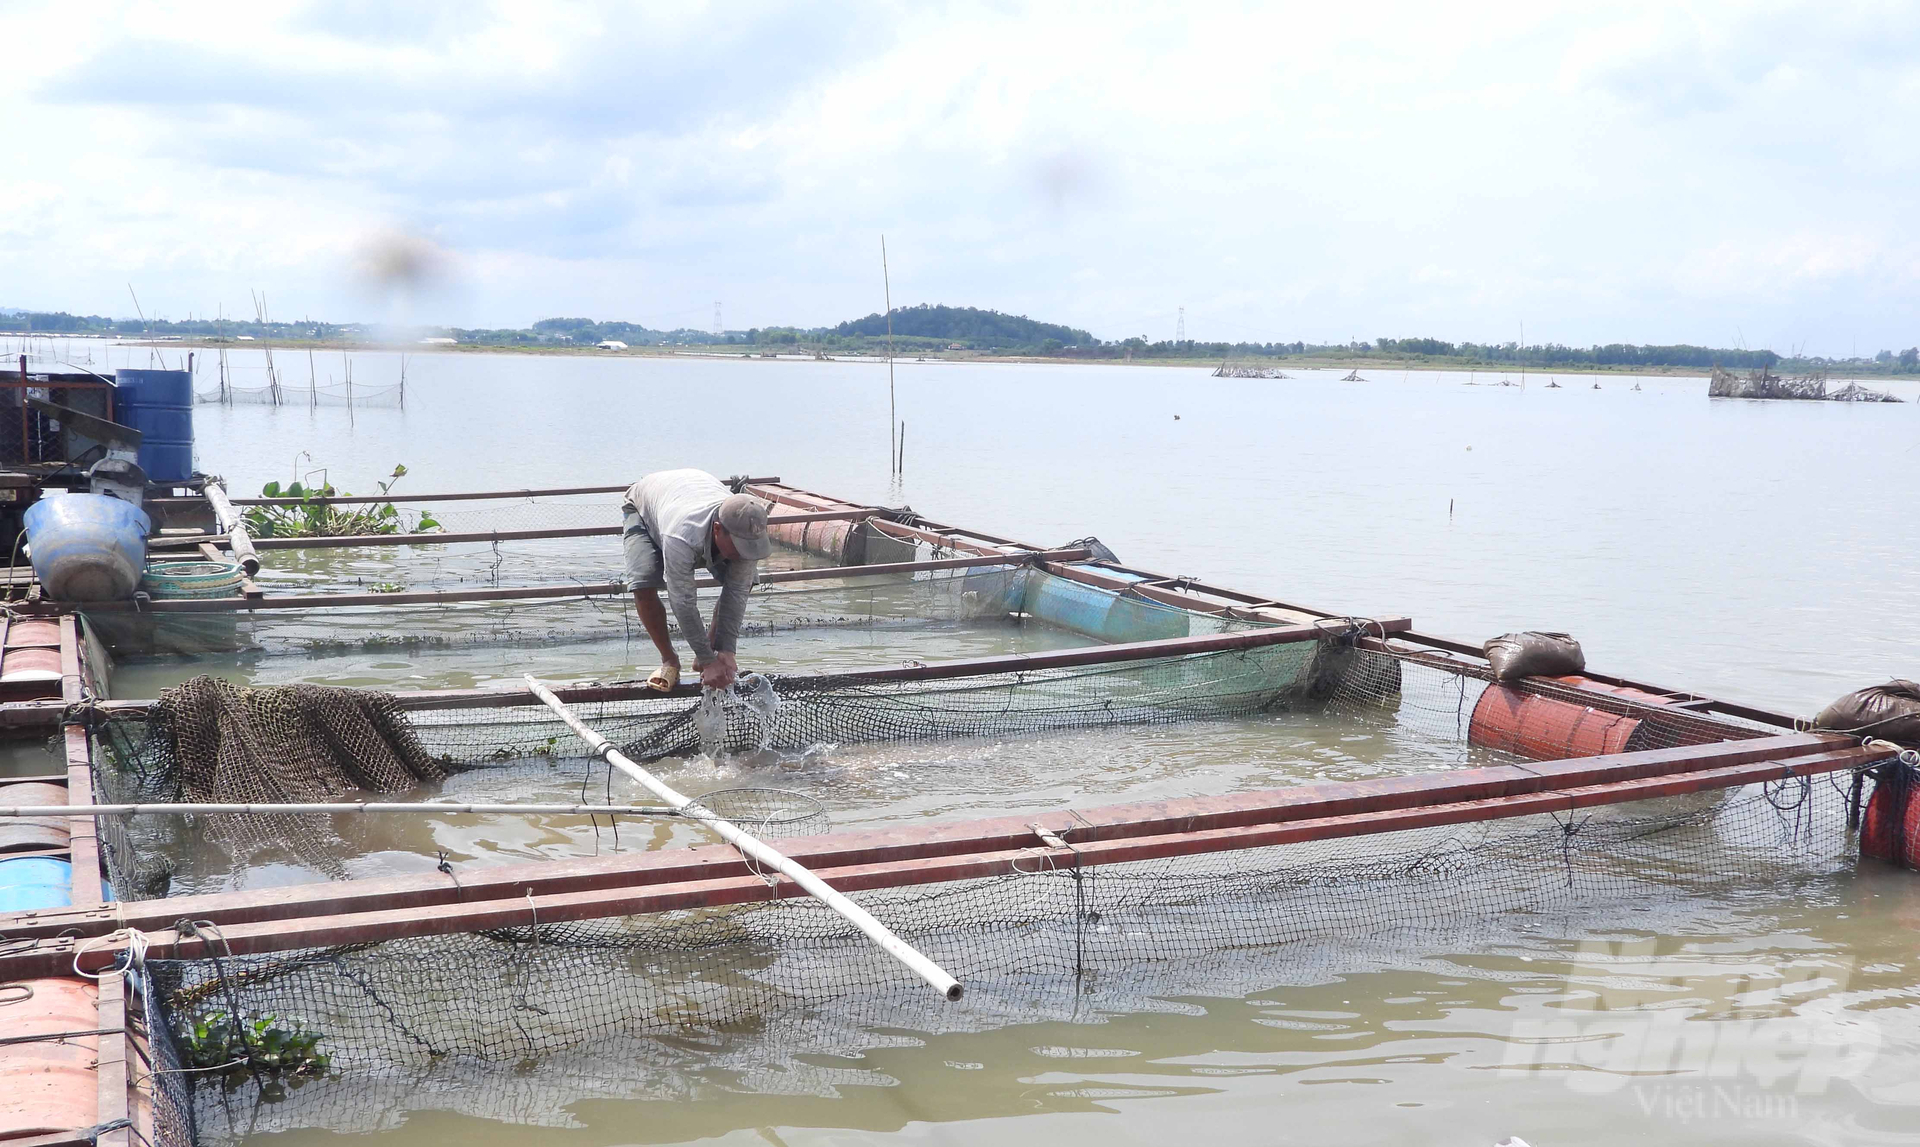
[[1176, 307, 1185, 342], [713, 301, 723, 337]]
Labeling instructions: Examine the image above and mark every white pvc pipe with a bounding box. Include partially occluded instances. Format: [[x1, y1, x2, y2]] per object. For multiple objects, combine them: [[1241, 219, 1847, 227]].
[[0, 800, 678, 817], [523, 675, 963, 1002]]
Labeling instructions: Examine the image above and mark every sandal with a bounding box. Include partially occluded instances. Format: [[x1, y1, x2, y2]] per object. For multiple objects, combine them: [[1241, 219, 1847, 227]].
[[646, 664, 681, 693]]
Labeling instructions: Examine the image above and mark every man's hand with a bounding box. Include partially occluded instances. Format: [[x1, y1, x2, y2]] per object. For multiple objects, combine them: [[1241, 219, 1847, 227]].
[[698, 651, 739, 690]]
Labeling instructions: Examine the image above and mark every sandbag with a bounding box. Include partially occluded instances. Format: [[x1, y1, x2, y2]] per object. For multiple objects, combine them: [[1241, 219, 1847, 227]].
[[1483, 631, 1585, 682], [1814, 680, 1920, 744]]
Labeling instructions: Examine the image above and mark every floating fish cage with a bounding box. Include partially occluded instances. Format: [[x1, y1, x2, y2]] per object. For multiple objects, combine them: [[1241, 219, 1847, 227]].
[[0, 479, 1910, 1147]]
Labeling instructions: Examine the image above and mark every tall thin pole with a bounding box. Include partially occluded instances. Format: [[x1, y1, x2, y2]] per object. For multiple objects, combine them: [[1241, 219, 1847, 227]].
[[524, 675, 963, 1001], [882, 235, 896, 477]]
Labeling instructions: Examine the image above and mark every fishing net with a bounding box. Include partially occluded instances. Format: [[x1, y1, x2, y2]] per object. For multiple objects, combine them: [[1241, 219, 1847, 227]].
[[148, 677, 447, 796], [194, 382, 405, 407], [89, 635, 1778, 900], [82, 553, 1042, 661], [414, 640, 1326, 764], [136, 761, 1875, 1147], [132, 968, 200, 1147], [90, 637, 1327, 896], [96, 678, 447, 887], [415, 498, 623, 533], [67, 569, 1855, 1147]]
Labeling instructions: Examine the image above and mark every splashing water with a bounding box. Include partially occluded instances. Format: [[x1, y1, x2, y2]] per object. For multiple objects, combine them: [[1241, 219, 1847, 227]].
[[736, 673, 783, 737], [693, 673, 784, 758], [694, 689, 727, 757]]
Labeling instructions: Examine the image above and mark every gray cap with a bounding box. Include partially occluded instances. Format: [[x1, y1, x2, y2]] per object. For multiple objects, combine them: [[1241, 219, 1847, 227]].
[[717, 493, 772, 560]]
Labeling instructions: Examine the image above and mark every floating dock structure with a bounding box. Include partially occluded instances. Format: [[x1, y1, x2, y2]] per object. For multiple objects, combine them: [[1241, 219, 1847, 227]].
[[0, 475, 1911, 1147]]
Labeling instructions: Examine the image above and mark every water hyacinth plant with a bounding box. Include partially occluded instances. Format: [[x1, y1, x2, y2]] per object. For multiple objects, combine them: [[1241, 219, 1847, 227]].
[[244, 463, 441, 538], [180, 1009, 333, 1086]]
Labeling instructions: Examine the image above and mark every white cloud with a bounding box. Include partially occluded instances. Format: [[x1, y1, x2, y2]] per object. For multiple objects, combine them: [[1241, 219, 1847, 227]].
[[3, 0, 1918, 353]]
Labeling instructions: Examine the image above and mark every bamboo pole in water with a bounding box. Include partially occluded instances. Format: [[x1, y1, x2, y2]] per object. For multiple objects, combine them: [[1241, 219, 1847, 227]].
[[203, 480, 261, 575], [523, 674, 964, 1002], [882, 235, 896, 478]]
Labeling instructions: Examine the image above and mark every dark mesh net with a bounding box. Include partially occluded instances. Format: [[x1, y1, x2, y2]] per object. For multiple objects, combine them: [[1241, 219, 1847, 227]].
[[90, 641, 1778, 903], [78, 627, 1863, 1147], [98, 679, 449, 884], [147, 677, 448, 798], [414, 640, 1325, 764], [142, 768, 1870, 1145]]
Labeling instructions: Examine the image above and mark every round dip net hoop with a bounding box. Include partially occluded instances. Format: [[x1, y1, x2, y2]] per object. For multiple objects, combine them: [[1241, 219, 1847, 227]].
[[681, 786, 829, 838]]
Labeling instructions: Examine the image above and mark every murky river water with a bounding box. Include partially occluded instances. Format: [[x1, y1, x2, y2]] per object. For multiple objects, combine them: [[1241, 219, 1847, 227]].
[[16, 342, 1920, 1146]]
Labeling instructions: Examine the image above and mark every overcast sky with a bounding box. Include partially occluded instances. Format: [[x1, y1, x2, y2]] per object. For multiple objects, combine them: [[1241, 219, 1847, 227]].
[[3, 1, 1915, 352]]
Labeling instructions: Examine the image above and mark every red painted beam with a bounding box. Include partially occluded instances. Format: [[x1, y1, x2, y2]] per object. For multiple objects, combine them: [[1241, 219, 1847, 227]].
[[0, 731, 1840, 949], [59, 617, 100, 908], [11, 742, 1881, 979]]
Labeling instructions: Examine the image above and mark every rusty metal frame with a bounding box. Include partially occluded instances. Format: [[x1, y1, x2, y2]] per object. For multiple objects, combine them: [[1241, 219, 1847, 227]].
[[0, 733, 1879, 978]]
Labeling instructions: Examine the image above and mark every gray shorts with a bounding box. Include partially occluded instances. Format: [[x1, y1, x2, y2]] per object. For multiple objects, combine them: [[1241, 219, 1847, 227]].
[[622, 506, 665, 592]]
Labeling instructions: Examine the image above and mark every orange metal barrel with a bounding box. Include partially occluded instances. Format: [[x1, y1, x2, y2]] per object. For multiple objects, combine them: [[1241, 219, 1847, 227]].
[[0, 646, 61, 682], [7, 618, 61, 647], [1862, 774, 1919, 868], [1469, 685, 1643, 760], [0, 781, 70, 853], [0, 977, 100, 1139], [1545, 676, 1728, 749], [769, 518, 859, 564]]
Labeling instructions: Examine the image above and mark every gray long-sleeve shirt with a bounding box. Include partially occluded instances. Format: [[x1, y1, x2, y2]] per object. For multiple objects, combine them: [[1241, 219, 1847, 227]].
[[625, 470, 757, 663]]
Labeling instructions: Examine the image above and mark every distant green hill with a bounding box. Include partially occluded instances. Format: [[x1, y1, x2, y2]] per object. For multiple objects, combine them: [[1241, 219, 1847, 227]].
[[833, 304, 1094, 347]]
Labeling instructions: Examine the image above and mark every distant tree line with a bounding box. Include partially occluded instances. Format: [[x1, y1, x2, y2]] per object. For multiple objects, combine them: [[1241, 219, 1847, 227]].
[[832, 304, 1094, 347], [0, 310, 340, 339], [7, 307, 1917, 374], [1371, 338, 1782, 370]]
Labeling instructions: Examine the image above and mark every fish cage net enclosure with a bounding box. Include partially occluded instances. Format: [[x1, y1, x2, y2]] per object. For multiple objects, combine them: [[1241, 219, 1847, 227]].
[[86, 635, 1797, 903], [84, 558, 1062, 662], [194, 381, 405, 407], [61, 600, 1895, 1146], [129, 762, 1877, 1147]]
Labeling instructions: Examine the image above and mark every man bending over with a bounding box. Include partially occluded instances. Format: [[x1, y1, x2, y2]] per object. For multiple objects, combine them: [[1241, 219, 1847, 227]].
[[622, 469, 772, 690]]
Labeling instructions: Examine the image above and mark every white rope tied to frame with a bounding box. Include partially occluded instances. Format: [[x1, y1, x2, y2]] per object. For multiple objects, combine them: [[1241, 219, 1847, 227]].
[[74, 927, 150, 980]]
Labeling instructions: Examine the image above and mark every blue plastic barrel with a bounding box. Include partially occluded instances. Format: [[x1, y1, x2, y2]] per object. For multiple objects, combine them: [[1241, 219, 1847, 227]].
[[24, 494, 152, 601], [1022, 566, 1194, 643], [0, 856, 72, 911], [114, 368, 196, 482]]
